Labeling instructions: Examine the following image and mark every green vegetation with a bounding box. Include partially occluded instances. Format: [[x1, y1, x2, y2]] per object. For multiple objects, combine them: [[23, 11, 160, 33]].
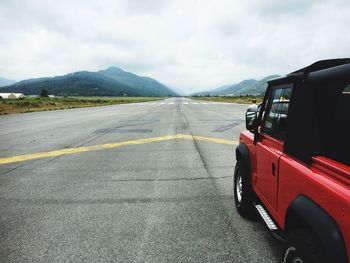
[[0, 96, 164, 115], [191, 95, 263, 104], [40, 88, 48, 97]]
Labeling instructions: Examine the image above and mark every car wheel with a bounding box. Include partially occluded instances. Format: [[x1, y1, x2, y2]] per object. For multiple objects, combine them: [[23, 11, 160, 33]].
[[283, 229, 325, 263], [233, 160, 256, 219]]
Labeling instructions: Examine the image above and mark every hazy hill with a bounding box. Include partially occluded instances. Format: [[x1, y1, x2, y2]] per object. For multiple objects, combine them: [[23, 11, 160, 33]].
[[192, 84, 233, 96], [98, 67, 176, 96], [166, 86, 185, 96], [192, 75, 280, 96], [0, 68, 177, 97], [220, 79, 258, 95], [237, 75, 280, 95], [192, 79, 257, 96], [0, 77, 16, 87]]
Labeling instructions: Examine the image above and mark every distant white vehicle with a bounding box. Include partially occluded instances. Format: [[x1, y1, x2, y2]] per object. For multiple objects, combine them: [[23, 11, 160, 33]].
[[0, 93, 25, 99]]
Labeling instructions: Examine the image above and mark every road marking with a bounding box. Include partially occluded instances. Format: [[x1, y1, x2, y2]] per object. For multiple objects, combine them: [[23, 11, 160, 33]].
[[183, 102, 189, 104], [177, 134, 238, 145], [0, 134, 238, 165]]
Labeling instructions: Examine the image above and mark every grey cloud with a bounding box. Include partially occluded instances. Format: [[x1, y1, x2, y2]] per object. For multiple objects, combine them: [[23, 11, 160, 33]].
[[124, 0, 172, 14], [212, 19, 241, 37], [0, 0, 349, 93], [256, 0, 318, 17]]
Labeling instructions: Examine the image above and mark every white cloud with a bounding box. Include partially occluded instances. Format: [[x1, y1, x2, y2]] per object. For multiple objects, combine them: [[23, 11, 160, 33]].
[[0, 0, 349, 93]]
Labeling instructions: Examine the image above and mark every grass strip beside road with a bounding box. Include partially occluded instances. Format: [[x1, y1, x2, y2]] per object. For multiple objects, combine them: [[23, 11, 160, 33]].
[[0, 134, 238, 165], [0, 97, 164, 115], [191, 96, 263, 104]]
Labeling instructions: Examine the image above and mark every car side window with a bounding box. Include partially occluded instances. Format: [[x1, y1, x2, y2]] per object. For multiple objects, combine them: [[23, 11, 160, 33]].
[[262, 86, 292, 140]]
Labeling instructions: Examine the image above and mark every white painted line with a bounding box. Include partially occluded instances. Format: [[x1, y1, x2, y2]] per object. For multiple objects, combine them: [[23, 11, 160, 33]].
[[159, 102, 165, 105], [184, 102, 189, 104], [169, 102, 175, 104], [192, 102, 199, 104]]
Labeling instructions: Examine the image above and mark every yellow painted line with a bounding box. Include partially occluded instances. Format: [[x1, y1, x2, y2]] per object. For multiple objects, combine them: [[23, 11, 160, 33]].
[[191, 135, 238, 145], [175, 134, 237, 145], [0, 134, 238, 165]]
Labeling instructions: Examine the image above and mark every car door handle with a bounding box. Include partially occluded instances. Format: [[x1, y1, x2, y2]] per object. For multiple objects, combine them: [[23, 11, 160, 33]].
[[272, 163, 276, 176]]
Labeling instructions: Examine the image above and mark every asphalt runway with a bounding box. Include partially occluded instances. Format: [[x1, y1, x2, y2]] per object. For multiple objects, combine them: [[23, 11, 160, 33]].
[[0, 98, 282, 262]]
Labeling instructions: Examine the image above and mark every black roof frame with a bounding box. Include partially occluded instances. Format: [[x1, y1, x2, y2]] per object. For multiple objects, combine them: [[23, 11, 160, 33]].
[[256, 59, 350, 164], [267, 58, 350, 86]]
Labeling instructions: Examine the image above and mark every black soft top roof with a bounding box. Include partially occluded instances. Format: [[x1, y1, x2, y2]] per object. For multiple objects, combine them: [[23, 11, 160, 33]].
[[289, 58, 350, 74], [271, 59, 350, 165], [267, 58, 350, 85]]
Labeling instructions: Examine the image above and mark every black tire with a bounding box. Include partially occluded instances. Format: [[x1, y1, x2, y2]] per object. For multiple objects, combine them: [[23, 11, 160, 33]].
[[283, 229, 326, 263], [233, 160, 256, 219]]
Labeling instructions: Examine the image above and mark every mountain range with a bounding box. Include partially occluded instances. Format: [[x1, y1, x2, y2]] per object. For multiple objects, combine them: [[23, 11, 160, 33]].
[[0, 70, 280, 97], [0, 77, 16, 87], [0, 67, 177, 97], [192, 75, 280, 96]]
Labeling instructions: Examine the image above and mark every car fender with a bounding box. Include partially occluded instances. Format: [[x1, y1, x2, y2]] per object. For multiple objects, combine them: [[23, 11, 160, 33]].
[[285, 195, 347, 263], [236, 143, 251, 180]]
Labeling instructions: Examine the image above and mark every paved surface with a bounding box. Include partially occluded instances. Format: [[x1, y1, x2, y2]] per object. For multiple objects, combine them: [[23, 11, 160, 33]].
[[0, 98, 282, 262]]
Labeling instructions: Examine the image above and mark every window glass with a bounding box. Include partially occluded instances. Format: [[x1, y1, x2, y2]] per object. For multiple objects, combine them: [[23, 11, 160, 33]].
[[262, 87, 292, 139]]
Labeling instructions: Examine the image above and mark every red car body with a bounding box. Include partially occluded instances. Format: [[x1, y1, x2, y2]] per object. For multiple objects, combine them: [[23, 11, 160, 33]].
[[234, 59, 350, 263]]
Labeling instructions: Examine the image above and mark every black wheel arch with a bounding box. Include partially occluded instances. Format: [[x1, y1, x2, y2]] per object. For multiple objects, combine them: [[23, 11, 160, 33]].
[[235, 142, 251, 178], [285, 195, 347, 263]]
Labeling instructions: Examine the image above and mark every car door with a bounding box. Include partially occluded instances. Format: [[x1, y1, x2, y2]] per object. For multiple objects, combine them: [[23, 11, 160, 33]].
[[255, 85, 292, 211]]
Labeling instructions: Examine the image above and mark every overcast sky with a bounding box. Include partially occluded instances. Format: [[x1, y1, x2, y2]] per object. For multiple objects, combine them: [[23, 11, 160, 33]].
[[0, 0, 349, 93]]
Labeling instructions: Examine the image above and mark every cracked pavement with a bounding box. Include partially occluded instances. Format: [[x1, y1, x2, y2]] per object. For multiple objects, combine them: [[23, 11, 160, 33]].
[[0, 98, 282, 262]]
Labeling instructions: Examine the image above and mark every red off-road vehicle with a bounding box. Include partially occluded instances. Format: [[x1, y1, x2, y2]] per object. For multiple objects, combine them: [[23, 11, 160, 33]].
[[234, 59, 350, 263]]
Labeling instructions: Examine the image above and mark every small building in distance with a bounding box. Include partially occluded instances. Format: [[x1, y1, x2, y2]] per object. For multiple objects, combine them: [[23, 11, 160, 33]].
[[0, 93, 25, 99]]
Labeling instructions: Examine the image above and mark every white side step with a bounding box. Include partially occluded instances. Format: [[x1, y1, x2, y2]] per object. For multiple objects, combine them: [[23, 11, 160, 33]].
[[255, 205, 278, 231]]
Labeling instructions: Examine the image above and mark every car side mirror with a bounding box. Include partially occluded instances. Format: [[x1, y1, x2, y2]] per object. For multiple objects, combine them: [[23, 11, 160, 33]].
[[246, 111, 258, 131]]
